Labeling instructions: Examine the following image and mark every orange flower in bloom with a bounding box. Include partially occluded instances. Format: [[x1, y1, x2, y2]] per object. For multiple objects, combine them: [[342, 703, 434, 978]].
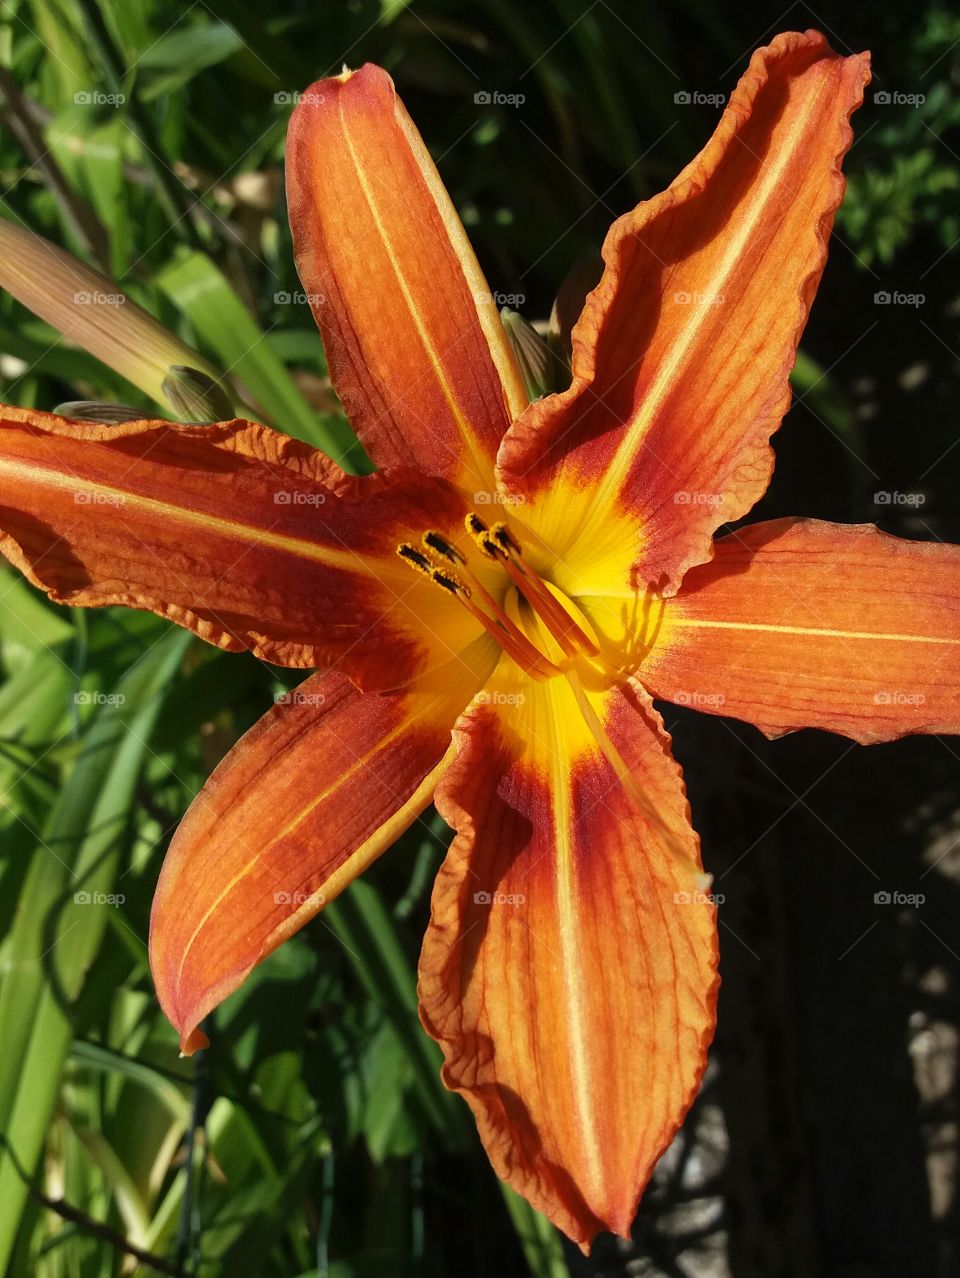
[[1, 29, 958, 1249]]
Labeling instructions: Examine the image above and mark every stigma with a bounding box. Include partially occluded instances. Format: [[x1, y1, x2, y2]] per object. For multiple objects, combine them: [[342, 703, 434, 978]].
[[397, 515, 598, 679]]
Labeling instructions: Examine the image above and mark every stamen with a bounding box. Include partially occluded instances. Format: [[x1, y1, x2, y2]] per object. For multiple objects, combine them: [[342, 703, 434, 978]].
[[422, 530, 465, 564], [489, 521, 522, 556], [457, 593, 561, 680], [466, 514, 504, 562], [503, 556, 598, 658], [397, 543, 433, 574], [431, 568, 469, 595], [478, 521, 599, 659], [398, 535, 561, 680]]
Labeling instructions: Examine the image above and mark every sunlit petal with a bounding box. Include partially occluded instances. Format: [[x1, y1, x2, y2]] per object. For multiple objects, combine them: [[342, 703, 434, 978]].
[[419, 665, 718, 1248]]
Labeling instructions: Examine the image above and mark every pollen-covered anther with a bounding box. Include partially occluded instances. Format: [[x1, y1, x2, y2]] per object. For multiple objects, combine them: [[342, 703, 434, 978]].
[[490, 521, 522, 556], [422, 530, 465, 564], [465, 512, 507, 561], [479, 535, 506, 561], [397, 542, 432, 573], [430, 568, 470, 597], [398, 528, 561, 680]]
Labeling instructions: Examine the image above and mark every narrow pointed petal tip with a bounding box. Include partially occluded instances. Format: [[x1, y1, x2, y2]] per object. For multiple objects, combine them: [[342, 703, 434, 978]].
[[285, 64, 527, 488], [179, 1027, 210, 1057], [418, 672, 719, 1250], [498, 30, 871, 600]]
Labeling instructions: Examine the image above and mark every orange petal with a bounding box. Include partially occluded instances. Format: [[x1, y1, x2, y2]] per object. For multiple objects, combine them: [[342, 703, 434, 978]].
[[286, 65, 527, 491], [418, 666, 719, 1249], [637, 519, 960, 743], [498, 31, 870, 598], [151, 644, 496, 1054], [0, 405, 485, 689]]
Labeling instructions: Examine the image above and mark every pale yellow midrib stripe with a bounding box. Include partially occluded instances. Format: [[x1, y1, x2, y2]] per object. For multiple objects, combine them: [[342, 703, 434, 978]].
[[587, 80, 823, 520], [547, 683, 605, 1199], [0, 456, 390, 578], [670, 616, 960, 645], [395, 107, 528, 423], [338, 98, 495, 488], [175, 711, 419, 988]]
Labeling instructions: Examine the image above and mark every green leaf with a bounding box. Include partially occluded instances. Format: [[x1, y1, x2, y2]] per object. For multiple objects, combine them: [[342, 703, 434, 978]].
[[138, 23, 246, 100], [500, 1183, 569, 1278], [0, 624, 191, 1272], [325, 881, 472, 1147]]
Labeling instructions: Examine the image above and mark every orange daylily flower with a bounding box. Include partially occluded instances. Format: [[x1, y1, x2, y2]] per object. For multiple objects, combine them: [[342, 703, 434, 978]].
[[1, 29, 958, 1250]]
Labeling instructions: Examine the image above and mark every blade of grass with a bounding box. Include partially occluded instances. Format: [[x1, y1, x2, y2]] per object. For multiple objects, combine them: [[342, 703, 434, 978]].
[[0, 626, 191, 1272], [325, 880, 472, 1147], [499, 1183, 569, 1278]]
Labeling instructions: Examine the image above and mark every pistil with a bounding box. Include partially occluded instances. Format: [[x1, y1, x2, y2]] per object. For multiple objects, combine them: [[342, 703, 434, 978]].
[[466, 516, 599, 660]]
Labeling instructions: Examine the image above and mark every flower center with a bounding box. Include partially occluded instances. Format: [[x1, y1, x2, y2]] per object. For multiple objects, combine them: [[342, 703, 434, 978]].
[[397, 515, 598, 680]]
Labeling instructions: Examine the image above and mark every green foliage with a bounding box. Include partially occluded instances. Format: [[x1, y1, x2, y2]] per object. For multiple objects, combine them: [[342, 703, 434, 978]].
[[839, 11, 960, 264]]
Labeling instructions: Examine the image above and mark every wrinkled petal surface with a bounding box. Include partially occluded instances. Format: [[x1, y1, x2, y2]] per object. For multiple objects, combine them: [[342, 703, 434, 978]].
[[0, 406, 485, 688], [633, 519, 960, 743], [419, 664, 718, 1248], [498, 31, 870, 598], [151, 644, 495, 1053], [287, 65, 527, 491]]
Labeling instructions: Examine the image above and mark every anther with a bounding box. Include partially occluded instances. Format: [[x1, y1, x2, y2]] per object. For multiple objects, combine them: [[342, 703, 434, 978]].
[[430, 568, 470, 597], [422, 530, 464, 564], [397, 543, 432, 573], [490, 522, 522, 556], [479, 535, 506, 561]]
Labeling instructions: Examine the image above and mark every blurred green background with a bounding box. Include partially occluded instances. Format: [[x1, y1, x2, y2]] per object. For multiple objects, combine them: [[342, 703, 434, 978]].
[[0, 1, 959, 1275]]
